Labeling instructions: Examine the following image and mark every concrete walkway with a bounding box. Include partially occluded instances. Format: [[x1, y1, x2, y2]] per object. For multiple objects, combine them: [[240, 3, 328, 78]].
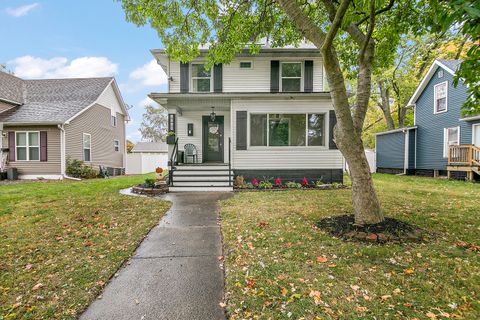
[[80, 192, 232, 320]]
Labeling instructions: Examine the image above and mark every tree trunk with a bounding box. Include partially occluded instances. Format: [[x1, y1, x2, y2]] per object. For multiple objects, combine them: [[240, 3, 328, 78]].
[[378, 81, 395, 130]]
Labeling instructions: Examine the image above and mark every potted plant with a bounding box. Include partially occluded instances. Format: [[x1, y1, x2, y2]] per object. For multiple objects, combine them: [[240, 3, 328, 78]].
[[166, 131, 176, 145]]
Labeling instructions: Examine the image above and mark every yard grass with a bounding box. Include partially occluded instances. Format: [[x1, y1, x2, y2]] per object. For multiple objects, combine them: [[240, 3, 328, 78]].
[[221, 174, 480, 319], [0, 175, 170, 320]]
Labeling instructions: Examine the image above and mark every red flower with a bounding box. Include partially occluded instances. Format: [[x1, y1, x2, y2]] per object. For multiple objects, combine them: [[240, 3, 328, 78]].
[[252, 178, 259, 186], [301, 177, 309, 186], [275, 177, 282, 186]]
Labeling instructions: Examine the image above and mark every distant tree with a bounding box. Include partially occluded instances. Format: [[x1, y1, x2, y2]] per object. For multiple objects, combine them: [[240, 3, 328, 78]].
[[139, 105, 167, 142], [126, 140, 135, 153]]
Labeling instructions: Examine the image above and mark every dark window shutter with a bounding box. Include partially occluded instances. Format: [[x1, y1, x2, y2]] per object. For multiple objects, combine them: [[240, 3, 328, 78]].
[[304, 60, 314, 92], [213, 63, 223, 92], [8, 132, 15, 161], [40, 131, 48, 162], [270, 60, 280, 93], [329, 110, 338, 149], [236, 111, 247, 150], [180, 62, 189, 93]]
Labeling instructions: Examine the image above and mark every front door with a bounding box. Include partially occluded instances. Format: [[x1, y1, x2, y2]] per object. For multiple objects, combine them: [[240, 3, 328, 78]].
[[202, 116, 224, 162], [474, 124, 480, 147]]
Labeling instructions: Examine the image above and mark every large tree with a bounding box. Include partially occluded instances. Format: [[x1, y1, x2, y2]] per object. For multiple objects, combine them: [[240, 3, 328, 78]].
[[139, 104, 168, 142], [119, 0, 423, 224]]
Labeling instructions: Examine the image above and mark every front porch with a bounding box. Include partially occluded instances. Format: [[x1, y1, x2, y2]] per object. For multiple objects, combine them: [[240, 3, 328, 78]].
[[447, 144, 480, 181]]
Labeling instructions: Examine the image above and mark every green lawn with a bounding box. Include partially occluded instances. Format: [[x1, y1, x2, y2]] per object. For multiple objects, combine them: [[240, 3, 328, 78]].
[[221, 174, 480, 319], [0, 175, 170, 320]]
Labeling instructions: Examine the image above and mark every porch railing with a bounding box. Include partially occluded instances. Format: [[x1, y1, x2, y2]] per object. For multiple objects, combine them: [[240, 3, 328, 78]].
[[448, 144, 480, 166], [228, 137, 232, 187], [168, 138, 179, 186]]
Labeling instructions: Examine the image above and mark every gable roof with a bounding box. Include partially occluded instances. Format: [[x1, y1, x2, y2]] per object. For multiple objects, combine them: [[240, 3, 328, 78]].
[[0, 72, 24, 105], [131, 142, 168, 153], [0, 72, 127, 125], [407, 59, 462, 106]]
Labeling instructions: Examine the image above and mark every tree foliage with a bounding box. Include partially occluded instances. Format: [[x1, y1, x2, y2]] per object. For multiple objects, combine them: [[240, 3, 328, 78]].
[[139, 104, 167, 142]]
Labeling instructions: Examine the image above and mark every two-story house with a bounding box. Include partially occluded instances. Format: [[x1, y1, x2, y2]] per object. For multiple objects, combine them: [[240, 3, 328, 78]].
[[0, 71, 128, 180], [376, 59, 480, 181], [149, 42, 343, 191]]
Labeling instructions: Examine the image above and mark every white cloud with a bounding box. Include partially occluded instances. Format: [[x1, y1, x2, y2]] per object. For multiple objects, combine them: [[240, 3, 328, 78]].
[[6, 3, 39, 17], [9, 56, 118, 79], [130, 60, 168, 86]]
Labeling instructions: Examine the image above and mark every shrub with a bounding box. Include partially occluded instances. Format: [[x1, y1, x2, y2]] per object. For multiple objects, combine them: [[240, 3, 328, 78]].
[[315, 179, 324, 186], [66, 158, 98, 179], [259, 180, 273, 189], [275, 177, 282, 187], [286, 181, 302, 188], [251, 178, 259, 187], [144, 178, 156, 188], [301, 177, 310, 187], [235, 175, 245, 188], [244, 182, 254, 189]]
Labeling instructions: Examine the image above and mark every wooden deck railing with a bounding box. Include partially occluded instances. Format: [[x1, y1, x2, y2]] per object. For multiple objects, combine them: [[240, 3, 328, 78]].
[[448, 144, 480, 166]]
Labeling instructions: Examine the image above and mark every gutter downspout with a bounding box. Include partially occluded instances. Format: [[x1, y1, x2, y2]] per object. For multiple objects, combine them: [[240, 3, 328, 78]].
[[58, 124, 81, 181]]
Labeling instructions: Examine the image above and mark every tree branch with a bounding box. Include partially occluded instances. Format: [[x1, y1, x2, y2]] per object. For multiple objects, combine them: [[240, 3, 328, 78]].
[[359, 0, 375, 60], [355, 0, 395, 26], [321, 0, 351, 52]]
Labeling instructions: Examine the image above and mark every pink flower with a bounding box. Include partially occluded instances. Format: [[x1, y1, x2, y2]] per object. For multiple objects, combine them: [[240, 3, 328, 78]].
[[275, 177, 282, 186], [252, 178, 259, 187], [301, 177, 309, 186]]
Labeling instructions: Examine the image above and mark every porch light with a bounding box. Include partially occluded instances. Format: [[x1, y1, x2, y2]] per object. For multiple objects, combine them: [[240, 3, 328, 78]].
[[210, 107, 216, 122]]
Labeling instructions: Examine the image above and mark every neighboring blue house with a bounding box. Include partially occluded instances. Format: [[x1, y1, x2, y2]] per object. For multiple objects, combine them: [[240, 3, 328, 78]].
[[376, 59, 480, 180]]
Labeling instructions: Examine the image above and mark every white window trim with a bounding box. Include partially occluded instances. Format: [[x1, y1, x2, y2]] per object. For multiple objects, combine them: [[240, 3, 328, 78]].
[[473, 124, 480, 147], [443, 126, 460, 158], [114, 139, 120, 152], [239, 60, 253, 69], [15, 131, 40, 162], [434, 81, 448, 114], [111, 114, 117, 127], [190, 63, 213, 93], [280, 61, 303, 92], [83, 133, 92, 162], [247, 112, 328, 149]]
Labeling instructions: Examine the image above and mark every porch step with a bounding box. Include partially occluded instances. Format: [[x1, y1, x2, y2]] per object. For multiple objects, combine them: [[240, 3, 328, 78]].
[[175, 165, 230, 171], [173, 170, 232, 176], [172, 181, 232, 187], [173, 176, 233, 182], [169, 186, 233, 192]]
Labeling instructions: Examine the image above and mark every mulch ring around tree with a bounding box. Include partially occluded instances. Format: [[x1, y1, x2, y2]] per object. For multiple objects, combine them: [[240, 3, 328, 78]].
[[316, 214, 430, 244]]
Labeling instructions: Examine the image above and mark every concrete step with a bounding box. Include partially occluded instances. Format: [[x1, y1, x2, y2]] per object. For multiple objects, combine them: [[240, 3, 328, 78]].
[[173, 176, 233, 182], [173, 170, 232, 176], [175, 165, 230, 171], [172, 181, 232, 187], [169, 186, 233, 192]]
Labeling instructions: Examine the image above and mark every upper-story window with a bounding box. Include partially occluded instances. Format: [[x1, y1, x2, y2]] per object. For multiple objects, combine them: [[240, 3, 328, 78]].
[[434, 81, 448, 114], [111, 115, 117, 127], [192, 63, 211, 92], [281, 62, 302, 92]]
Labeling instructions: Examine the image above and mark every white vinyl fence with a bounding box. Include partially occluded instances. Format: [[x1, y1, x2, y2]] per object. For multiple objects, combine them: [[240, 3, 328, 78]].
[[343, 149, 376, 174], [126, 153, 168, 175]]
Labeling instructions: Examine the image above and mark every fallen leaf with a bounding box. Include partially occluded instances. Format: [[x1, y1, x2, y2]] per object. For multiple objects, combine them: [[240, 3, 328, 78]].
[[32, 283, 43, 291], [316, 256, 329, 263], [281, 287, 289, 296], [309, 290, 321, 305], [381, 295, 392, 301], [404, 268, 415, 275], [426, 311, 437, 319]]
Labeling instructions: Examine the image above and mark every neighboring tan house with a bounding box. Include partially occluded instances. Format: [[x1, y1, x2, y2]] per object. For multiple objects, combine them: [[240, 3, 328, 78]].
[[376, 59, 480, 181], [150, 42, 343, 191], [0, 71, 128, 179], [126, 142, 168, 174]]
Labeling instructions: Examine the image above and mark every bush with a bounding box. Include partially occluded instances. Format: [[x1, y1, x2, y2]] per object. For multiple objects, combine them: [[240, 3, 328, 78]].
[[258, 180, 273, 189], [286, 181, 302, 188], [144, 178, 156, 188], [66, 158, 98, 179]]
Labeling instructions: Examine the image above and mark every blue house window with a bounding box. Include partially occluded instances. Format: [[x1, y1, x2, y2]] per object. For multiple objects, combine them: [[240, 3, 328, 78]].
[[434, 81, 448, 114]]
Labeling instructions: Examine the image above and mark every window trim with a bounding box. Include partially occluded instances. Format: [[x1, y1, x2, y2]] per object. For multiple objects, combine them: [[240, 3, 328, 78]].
[[114, 139, 120, 152], [443, 126, 460, 158], [239, 60, 253, 69], [190, 63, 213, 93], [111, 114, 117, 127], [83, 133, 92, 162], [472, 124, 480, 147], [247, 112, 328, 149], [434, 81, 448, 114], [15, 131, 40, 162], [280, 61, 303, 92]]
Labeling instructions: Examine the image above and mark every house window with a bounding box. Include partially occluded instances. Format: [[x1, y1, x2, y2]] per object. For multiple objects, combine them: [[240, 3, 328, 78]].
[[281, 62, 302, 92], [16, 131, 39, 161], [438, 70, 444, 78], [249, 113, 325, 147], [434, 81, 448, 114], [114, 140, 120, 152], [83, 133, 91, 162], [111, 115, 117, 127], [239, 61, 252, 69], [191, 63, 211, 92], [444, 127, 459, 158]]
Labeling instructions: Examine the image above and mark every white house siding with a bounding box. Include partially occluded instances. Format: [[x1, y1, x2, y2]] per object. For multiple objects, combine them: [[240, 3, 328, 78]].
[[231, 99, 343, 170], [169, 109, 231, 163], [169, 56, 324, 93], [96, 82, 125, 117]]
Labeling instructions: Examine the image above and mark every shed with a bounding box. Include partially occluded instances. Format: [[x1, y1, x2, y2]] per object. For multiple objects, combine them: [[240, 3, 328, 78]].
[[126, 142, 168, 174], [376, 127, 417, 174]]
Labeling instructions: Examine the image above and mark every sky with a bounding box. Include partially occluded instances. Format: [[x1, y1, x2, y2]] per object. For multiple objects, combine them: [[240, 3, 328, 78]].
[[0, 0, 168, 143]]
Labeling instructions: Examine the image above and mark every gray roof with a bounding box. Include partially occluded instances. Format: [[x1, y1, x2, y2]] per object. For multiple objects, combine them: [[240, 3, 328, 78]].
[[0, 72, 113, 124], [0, 72, 24, 104], [131, 142, 168, 153], [438, 59, 462, 72]]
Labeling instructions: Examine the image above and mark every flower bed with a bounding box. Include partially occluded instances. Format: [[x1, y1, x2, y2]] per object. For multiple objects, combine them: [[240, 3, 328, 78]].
[[234, 176, 347, 191], [131, 184, 168, 195]]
